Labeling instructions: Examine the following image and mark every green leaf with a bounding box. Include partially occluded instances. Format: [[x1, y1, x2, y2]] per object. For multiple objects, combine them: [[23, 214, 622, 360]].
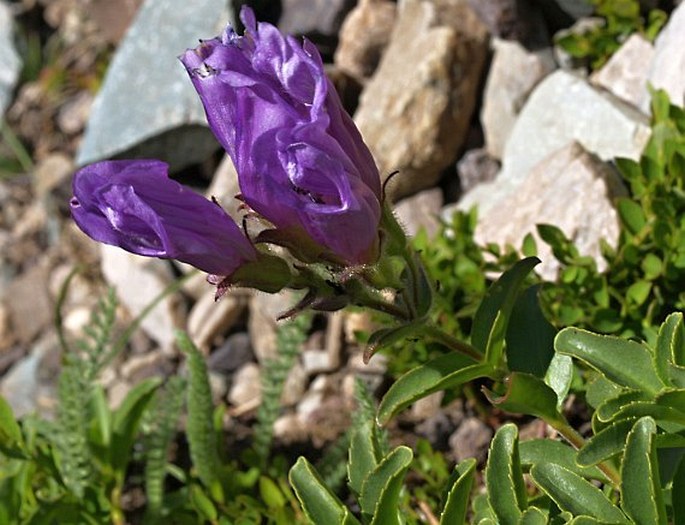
[[530, 463, 628, 523], [365, 320, 426, 362], [485, 424, 527, 525], [260, 476, 286, 509], [110, 377, 161, 473], [289, 457, 360, 525], [544, 354, 573, 410], [519, 439, 606, 481], [654, 313, 684, 385], [617, 198, 646, 235], [518, 507, 547, 525], [0, 396, 26, 459], [348, 420, 380, 495], [522, 234, 537, 257], [641, 254, 663, 280], [626, 280, 652, 306], [506, 285, 556, 377], [439, 458, 476, 525], [484, 373, 565, 427], [555, 328, 665, 395], [471, 257, 540, 359], [596, 390, 648, 422], [377, 354, 491, 424], [577, 419, 635, 467], [620, 417, 667, 525], [359, 446, 413, 525]]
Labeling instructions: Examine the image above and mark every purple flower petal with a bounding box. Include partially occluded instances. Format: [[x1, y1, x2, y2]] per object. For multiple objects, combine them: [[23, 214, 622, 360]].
[[70, 160, 257, 275]]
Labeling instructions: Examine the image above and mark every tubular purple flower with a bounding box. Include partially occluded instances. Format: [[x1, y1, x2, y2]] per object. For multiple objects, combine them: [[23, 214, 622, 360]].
[[180, 6, 381, 265], [70, 159, 257, 276]]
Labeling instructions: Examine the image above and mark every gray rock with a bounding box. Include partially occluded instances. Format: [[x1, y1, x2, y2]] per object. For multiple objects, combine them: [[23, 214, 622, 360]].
[[100, 245, 185, 354], [591, 34, 654, 109], [459, 70, 650, 216], [456, 148, 501, 194], [467, 0, 549, 46], [354, 0, 489, 200], [334, 0, 397, 83], [77, 0, 234, 169], [207, 332, 254, 374], [279, 0, 356, 55], [449, 417, 493, 463], [641, 2, 685, 110], [119, 349, 173, 383], [481, 39, 555, 160], [5, 261, 53, 345], [471, 142, 626, 280], [549, 0, 594, 19], [187, 290, 247, 352], [0, 1, 21, 116], [394, 188, 444, 239]]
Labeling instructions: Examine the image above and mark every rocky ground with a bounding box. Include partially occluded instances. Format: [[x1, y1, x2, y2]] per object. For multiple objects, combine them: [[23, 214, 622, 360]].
[[1, 0, 684, 474]]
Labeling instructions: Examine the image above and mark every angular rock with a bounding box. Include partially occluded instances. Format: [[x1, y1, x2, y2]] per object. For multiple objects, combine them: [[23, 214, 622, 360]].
[[394, 188, 444, 239], [449, 417, 493, 462], [456, 148, 501, 194], [228, 362, 261, 407], [281, 363, 307, 406], [354, 0, 489, 200], [278, 0, 356, 55], [187, 291, 246, 352], [120, 350, 173, 384], [590, 34, 654, 109], [459, 70, 650, 216], [467, 0, 548, 46], [207, 332, 254, 374], [334, 0, 397, 82], [248, 291, 297, 363], [474, 142, 626, 280], [642, 2, 685, 110], [100, 245, 184, 353], [0, 1, 21, 116], [77, 0, 233, 169], [481, 38, 555, 159], [5, 261, 53, 345]]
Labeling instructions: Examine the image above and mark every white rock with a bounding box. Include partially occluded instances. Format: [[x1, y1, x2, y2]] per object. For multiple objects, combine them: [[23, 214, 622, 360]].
[[0, 1, 21, 115], [460, 70, 650, 216], [100, 245, 184, 354], [481, 38, 555, 159], [248, 291, 297, 363], [590, 34, 654, 109], [273, 413, 308, 443], [473, 142, 626, 280], [394, 188, 444, 238], [642, 2, 685, 110], [187, 291, 246, 352], [302, 350, 335, 376], [281, 363, 307, 406], [228, 362, 261, 407]]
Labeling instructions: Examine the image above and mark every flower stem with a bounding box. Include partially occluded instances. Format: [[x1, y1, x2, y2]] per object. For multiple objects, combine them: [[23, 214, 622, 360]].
[[423, 325, 483, 362]]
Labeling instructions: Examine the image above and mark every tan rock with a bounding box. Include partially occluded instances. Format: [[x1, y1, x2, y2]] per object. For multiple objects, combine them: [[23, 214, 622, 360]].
[[354, 0, 488, 200], [394, 188, 444, 238], [5, 261, 53, 345], [334, 0, 397, 82], [187, 291, 247, 352], [228, 362, 261, 407]]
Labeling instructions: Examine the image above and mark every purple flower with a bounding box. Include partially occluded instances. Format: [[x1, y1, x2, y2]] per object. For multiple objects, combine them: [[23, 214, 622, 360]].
[[181, 7, 381, 265], [70, 159, 257, 276]]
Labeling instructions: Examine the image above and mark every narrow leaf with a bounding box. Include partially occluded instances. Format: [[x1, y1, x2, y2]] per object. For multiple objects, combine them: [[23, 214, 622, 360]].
[[440, 458, 476, 525], [655, 313, 684, 385], [519, 439, 606, 481], [360, 446, 413, 525], [289, 457, 360, 525], [620, 417, 667, 525], [485, 424, 527, 525], [348, 420, 380, 495], [555, 328, 664, 395], [530, 463, 628, 523], [577, 419, 635, 467], [518, 507, 547, 525], [377, 355, 491, 424]]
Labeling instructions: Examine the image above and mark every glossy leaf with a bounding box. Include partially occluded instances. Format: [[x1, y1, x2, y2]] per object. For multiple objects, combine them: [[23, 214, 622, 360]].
[[485, 424, 527, 525], [519, 439, 606, 481], [360, 446, 413, 525], [439, 458, 476, 525], [518, 507, 547, 525], [530, 463, 628, 523], [544, 354, 573, 410], [484, 373, 565, 427], [506, 285, 556, 377], [555, 328, 664, 395], [577, 419, 635, 467], [471, 257, 540, 357], [289, 457, 360, 525], [377, 354, 491, 424], [348, 420, 380, 495], [595, 390, 648, 422], [620, 417, 667, 525]]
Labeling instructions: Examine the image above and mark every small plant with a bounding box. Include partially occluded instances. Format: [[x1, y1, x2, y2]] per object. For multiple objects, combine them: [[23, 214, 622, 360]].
[[555, 0, 667, 70]]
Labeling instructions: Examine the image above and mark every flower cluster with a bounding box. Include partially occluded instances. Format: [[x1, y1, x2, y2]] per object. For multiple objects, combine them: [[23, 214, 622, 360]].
[[71, 6, 382, 294]]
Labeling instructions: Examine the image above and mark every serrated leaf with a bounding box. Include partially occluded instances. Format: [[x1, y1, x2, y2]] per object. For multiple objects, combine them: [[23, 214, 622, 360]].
[[377, 354, 491, 424], [577, 419, 635, 467], [596, 390, 648, 422], [289, 457, 360, 525], [484, 373, 565, 427], [506, 285, 556, 377], [530, 464, 628, 523], [348, 420, 380, 495], [486, 424, 527, 525], [519, 440, 606, 481], [654, 313, 684, 385], [440, 458, 476, 525], [359, 446, 413, 525], [472, 257, 540, 359], [620, 417, 667, 525], [555, 328, 665, 395]]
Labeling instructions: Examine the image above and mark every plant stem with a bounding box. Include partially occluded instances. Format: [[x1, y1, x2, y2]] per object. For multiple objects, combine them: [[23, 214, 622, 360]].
[[423, 325, 483, 362]]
